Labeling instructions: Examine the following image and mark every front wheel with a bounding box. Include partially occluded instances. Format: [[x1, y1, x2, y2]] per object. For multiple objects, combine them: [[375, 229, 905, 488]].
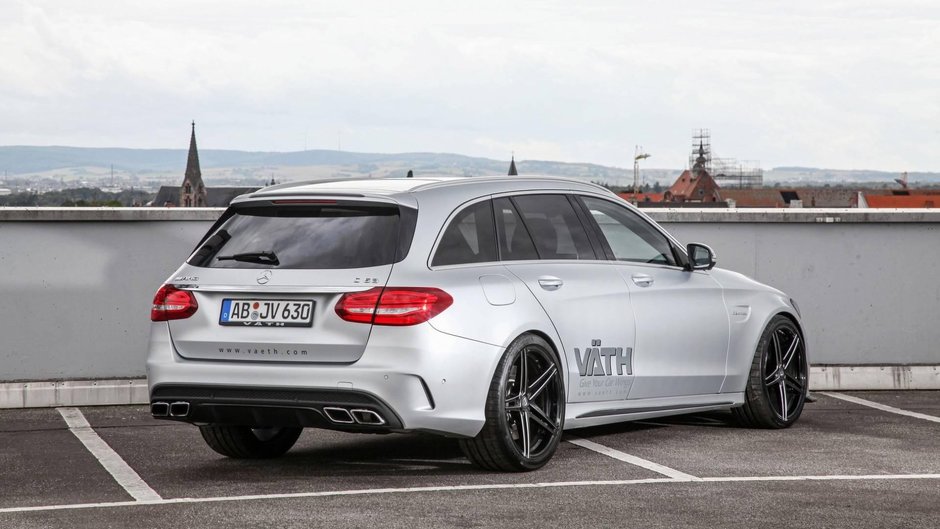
[[733, 315, 808, 428], [199, 425, 303, 458], [460, 334, 565, 471]]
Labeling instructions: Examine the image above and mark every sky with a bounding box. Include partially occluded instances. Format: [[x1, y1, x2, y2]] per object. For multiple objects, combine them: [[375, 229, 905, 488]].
[[1, 0, 938, 171]]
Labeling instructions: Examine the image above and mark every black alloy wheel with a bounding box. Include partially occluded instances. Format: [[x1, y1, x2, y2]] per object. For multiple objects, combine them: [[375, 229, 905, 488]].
[[460, 334, 565, 471], [734, 316, 808, 428]]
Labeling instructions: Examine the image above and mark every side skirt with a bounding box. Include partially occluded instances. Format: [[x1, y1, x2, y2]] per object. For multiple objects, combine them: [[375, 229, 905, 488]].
[[563, 392, 745, 430]]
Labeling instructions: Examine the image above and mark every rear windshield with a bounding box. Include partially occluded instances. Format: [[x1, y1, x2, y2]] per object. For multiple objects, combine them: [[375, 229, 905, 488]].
[[188, 203, 415, 269]]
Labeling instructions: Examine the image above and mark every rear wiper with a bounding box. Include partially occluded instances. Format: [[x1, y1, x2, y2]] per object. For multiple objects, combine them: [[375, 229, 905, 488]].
[[190, 230, 231, 267], [216, 251, 280, 265]]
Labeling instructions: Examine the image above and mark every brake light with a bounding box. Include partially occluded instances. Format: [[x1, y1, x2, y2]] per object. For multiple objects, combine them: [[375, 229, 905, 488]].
[[272, 199, 337, 204], [151, 284, 198, 321], [335, 287, 453, 326]]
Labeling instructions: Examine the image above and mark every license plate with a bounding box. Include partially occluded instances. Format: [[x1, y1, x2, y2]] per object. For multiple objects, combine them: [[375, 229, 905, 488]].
[[220, 299, 314, 327]]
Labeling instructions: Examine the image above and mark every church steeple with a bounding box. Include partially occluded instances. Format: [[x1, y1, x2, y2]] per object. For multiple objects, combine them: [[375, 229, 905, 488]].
[[180, 121, 208, 207], [508, 154, 518, 176], [691, 141, 707, 179]]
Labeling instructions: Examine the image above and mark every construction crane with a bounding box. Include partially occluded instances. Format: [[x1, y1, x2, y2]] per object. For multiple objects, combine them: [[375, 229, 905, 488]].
[[634, 146, 651, 201]]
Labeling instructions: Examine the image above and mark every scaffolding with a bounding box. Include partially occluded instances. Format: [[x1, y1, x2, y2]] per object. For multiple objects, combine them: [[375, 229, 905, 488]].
[[689, 129, 763, 188]]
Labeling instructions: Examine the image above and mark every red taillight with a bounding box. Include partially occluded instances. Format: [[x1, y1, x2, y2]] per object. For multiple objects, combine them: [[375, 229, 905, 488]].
[[334, 287, 453, 326], [151, 284, 198, 321]]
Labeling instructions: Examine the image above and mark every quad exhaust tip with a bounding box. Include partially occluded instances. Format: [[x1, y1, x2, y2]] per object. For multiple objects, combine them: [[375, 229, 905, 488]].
[[323, 407, 386, 426], [323, 407, 355, 424], [350, 409, 386, 425], [151, 401, 190, 417], [169, 401, 190, 417], [151, 402, 169, 417]]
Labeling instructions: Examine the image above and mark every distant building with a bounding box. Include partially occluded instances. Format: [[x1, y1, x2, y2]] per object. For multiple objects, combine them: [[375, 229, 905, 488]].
[[859, 192, 940, 208], [179, 122, 207, 207], [508, 155, 518, 176], [661, 144, 721, 203], [150, 122, 260, 207]]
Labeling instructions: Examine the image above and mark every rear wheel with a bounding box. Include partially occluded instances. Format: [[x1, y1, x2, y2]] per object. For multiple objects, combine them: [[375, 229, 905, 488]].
[[199, 425, 303, 458], [734, 316, 808, 428], [460, 334, 565, 471]]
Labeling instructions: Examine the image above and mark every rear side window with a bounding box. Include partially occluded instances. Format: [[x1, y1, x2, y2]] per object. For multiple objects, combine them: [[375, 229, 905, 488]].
[[188, 204, 411, 269], [431, 200, 498, 266], [511, 195, 596, 260]]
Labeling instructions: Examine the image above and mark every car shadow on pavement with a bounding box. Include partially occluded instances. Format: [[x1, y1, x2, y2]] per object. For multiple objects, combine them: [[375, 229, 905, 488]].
[[570, 410, 738, 440], [182, 432, 475, 481]]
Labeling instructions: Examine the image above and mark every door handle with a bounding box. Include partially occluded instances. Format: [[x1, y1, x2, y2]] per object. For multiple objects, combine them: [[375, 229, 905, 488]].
[[537, 276, 564, 291], [631, 274, 654, 287]]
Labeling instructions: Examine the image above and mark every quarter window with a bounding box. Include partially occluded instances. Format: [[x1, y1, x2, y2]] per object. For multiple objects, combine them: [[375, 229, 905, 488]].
[[431, 200, 498, 266], [511, 195, 596, 260], [580, 196, 677, 266]]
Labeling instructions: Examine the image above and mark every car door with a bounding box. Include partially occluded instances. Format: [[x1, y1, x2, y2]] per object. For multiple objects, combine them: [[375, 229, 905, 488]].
[[497, 194, 637, 403], [575, 195, 730, 399]]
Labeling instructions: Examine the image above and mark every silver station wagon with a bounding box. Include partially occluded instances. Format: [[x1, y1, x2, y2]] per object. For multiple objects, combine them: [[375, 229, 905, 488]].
[[148, 176, 808, 471]]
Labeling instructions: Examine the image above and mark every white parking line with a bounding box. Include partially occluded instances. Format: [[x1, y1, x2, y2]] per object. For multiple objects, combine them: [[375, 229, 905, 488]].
[[566, 437, 701, 481], [820, 392, 940, 424], [56, 407, 163, 502], [1, 473, 938, 514]]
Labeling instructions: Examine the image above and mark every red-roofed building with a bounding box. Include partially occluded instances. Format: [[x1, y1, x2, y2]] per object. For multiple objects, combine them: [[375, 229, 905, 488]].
[[661, 144, 721, 203], [859, 193, 940, 208], [617, 192, 665, 204]]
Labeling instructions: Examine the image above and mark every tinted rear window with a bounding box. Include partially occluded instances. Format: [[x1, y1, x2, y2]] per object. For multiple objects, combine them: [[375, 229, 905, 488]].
[[494, 197, 539, 261], [189, 204, 411, 269], [511, 195, 596, 260]]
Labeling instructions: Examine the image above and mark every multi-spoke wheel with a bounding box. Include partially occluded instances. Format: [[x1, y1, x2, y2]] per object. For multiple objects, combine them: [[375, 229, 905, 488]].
[[199, 425, 303, 458], [733, 316, 808, 428], [460, 334, 565, 471]]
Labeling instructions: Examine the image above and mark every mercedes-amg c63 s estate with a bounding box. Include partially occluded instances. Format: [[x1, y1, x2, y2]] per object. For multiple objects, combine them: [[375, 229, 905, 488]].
[[148, 175, 809, 471]]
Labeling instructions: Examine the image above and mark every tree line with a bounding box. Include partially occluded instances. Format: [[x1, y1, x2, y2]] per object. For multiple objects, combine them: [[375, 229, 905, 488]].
[[0, 188, 155, 207]]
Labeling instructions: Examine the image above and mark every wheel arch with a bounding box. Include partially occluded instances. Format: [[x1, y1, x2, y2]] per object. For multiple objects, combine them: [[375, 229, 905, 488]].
[[723, 297, 806, 394], [510, 328, 568, 396], [769, 309, 809, 365]]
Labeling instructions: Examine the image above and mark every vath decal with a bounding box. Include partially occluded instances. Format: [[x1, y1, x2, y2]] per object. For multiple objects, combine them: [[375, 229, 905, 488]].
[[574, 340, 633, 376]]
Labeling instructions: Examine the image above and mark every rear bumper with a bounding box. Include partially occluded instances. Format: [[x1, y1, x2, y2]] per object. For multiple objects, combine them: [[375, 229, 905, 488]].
[[150, 384, 404, 431], [146, 323, 504, 437]]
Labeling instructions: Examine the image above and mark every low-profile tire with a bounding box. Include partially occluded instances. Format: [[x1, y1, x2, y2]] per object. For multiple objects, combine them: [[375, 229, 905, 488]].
[[733, 315, 808, 429], [199, 425, 303, 458], [460, 333, 565, 472]]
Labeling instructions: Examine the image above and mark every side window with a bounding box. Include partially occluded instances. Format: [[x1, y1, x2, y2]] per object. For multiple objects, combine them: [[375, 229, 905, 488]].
[[580, 196, 677, 266], [493, 197, 539, 261], [511, 195, 596, 260], [432, 199, 498, 266]]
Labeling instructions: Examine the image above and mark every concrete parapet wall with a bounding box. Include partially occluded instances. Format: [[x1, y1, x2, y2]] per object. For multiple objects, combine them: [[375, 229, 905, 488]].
[[0, 207, 936, 387]]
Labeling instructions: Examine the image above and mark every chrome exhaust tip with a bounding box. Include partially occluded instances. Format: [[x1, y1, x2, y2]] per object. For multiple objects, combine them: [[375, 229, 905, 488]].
[[169, 401, 190, 417], [323, 407, 355, 424], [151, 402, 170, 417], [350, 409, 386, 426]]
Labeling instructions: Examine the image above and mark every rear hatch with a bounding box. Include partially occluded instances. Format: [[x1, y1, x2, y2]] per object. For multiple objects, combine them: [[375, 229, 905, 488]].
[[164, 199, 416, 363]]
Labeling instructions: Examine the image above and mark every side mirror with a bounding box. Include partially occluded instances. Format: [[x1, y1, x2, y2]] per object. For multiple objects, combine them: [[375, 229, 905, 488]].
[[686, 243, 717, 271]]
